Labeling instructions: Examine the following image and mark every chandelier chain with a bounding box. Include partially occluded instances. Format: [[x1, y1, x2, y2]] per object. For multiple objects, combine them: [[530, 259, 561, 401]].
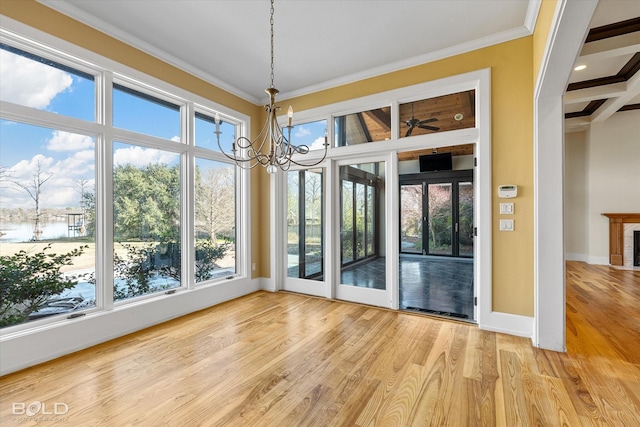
[[270, 0, 275, 89], [214, 0, 329, 173]]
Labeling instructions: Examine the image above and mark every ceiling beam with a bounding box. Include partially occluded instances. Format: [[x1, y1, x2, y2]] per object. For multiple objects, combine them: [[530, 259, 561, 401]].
[[591, 68, 640, 122], [564, 82, 627, 104], [585, 17, 640, 42], [579, 32, 640, 61]]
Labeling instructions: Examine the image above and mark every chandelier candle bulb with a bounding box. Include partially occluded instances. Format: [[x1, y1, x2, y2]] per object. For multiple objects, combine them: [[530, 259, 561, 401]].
[[287, 106, 293, 127], [214, 112, 220, 132]]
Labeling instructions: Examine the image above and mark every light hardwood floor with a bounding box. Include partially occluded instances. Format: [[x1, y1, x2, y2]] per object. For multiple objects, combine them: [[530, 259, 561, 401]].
[[1, 261, 639, 426]]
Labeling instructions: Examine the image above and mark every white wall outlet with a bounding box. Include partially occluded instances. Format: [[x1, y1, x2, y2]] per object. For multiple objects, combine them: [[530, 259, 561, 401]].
[[251, 263, 256, 271], [500, 202, 514, 214], [499, 219, 514, 231]]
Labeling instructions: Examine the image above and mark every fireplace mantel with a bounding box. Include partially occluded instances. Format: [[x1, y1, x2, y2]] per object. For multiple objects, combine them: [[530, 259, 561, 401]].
[[602, 213, 640, 266]]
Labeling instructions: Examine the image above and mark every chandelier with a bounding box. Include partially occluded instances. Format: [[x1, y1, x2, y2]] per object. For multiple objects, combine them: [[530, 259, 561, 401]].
[[215, 0, 328, 174]]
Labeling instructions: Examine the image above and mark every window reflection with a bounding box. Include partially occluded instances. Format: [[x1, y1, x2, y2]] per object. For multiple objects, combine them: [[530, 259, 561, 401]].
[[335, 107, 391, 147], [340, 162, 385, 289]]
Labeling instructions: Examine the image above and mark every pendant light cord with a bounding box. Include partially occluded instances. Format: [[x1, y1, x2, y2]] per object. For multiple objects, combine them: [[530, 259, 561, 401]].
[[269, 0, 275, 89]]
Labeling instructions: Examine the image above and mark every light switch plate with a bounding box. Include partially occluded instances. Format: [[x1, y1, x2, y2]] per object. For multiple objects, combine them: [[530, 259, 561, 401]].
[[500, 202, 514, 214], [499, 219, 514, 231]]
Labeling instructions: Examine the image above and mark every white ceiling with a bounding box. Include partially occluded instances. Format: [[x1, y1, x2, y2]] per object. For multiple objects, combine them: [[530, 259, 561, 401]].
[[37, 0, 640, 123], [40, 0, 536, 104]]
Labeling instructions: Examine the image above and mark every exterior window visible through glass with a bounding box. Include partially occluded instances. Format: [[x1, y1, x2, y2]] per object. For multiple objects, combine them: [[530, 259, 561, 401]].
[[0, 44, 95, 122], [400, 184, 423, 254], [335, 107, 391, 147], [194, 158, 236, 282], [399, 90, 475, 138], [366, 185, 375, 256], [112, 142, 181, 301], [427, 183, 453, 255], [0, 120, 96, 327], [113, 84, 181, 141], [458, 182, 474, 257], [195, 112, 237, 153], [288, 119, 327, 151], [340, 162, 385, 289], [287, 169, 323, 280]]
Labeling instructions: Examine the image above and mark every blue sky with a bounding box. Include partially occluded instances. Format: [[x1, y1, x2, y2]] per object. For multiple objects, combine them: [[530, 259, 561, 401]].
[[0, 45, 326, 211]]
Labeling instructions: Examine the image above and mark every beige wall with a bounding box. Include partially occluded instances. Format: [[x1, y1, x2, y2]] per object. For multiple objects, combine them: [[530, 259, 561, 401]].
[[533, 0, 558, 87], [564, 131, 589, 258]]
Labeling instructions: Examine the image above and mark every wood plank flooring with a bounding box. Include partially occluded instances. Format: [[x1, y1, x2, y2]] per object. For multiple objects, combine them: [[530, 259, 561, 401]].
[[1, 261, 639, 426]]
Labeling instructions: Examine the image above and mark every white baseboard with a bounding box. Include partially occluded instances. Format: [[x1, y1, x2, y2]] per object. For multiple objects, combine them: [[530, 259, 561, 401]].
[[565, 253, 609, 266], [565, 252, 587, 262], [260, 277, 277, 292], [479, 311, 534, 339], [586, 255, 609, 265]]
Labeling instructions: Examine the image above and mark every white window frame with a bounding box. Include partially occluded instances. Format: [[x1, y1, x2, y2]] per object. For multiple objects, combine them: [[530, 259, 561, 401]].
[[0, 19, 255, 374]]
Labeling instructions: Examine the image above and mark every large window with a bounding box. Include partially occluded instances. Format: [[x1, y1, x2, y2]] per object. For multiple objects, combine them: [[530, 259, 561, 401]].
[[0, 121, 96, 326], [0, 37, 243, 330]]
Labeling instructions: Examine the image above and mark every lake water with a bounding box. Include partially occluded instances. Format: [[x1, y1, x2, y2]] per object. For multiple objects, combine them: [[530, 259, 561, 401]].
[[0, 221, 82, 242]]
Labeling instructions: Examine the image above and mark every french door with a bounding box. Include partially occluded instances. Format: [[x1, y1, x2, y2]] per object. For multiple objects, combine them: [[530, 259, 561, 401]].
[[400, 170, 474, 257], [335, 159, 393, 308]]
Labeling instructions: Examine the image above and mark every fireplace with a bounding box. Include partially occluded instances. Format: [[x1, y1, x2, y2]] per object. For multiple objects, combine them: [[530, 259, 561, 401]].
[[602, 213, 640, 267], [635, 231, 640, 267]]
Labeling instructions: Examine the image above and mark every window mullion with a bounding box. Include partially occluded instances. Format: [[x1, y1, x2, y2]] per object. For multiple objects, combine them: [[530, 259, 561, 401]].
[[100, 71, 115, 310], [183, 102, 195, 289]]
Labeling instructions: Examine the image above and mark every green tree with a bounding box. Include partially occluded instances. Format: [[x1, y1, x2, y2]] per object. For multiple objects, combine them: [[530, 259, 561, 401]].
[[113, 163, 180, 241], [0, 244, 87, 327]]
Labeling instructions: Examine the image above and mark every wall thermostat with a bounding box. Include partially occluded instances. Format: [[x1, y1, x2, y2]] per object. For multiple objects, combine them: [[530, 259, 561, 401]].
[[498, 185, 518, 198]]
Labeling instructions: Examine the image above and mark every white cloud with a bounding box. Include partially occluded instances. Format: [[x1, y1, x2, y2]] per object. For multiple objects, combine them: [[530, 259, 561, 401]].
[[170, 135, 181, 142], [8, 154, 56, 181], [294, 126, 312, 138], [309, 136, 327, 151], [113, 146, 179, 168], [0, 50, 73, 110], [47, 131, 94, 151]]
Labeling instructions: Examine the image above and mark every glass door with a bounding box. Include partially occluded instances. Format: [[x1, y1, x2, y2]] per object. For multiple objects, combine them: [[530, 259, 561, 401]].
[[283, 168, 325, 296], [336, 160, 390, 307]]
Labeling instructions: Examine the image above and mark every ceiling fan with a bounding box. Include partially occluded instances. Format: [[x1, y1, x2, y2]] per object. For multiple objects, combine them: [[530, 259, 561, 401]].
[[405, 103, 439, 136]]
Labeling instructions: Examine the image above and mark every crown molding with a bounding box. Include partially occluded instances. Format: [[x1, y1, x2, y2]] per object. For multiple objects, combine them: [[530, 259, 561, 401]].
[[38, 0, 260, 104]]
